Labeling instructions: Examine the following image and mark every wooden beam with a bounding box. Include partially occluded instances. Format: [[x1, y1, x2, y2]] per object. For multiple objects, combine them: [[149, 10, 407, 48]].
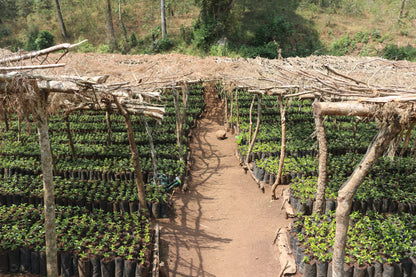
[[313, 101, 376, 117]]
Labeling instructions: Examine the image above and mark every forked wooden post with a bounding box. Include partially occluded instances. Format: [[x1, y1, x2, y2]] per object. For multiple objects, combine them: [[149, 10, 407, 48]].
[[314, 101, 404, 277]]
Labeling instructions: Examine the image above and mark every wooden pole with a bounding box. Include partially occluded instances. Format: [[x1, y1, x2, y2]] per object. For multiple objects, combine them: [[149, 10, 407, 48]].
[[63, 113, 76, 158], [113, 96, 148, 213], [245, 95, 262, 166], [142, 115, 157, 181], [312, 99, 328, 214], [105, 104, 112, 146], [229, 90, 234, 134], [247, 95, 255, 147], [400, 121, 416, 156], [313, 101, 375, 117], [32, 84, 58, 277], [332, 119, 403, 277], [271, 96, 287, 199], [235, 89, 240, 133]]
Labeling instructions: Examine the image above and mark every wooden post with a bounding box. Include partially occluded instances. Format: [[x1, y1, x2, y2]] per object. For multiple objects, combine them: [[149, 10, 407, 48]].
[[63, 113, 76, 158], [400, 121, 416, 156], [173, 88, 184, 162], [17, 114, 21, 142], [105, 103, 112, 146], [229, 90, 234, 134], [32, 84, 58, 277], [247, 95, 255, 147], [245, 95, 262, 166], [113, 96, 148, 213], [3, 111, 8, 131], [312, 99, 328, 214], [332, 119, 403, 277], [271, 95, 287, 199], [142, 115, 157, 181], [235, 89, 240, 133]]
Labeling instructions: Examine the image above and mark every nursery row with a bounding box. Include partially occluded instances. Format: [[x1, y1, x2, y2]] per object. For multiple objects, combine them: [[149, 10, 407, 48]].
[[0, 140, 187, 160], [0, 204, 154, 276], [0, 155, 185, 180], [290, 211, 416, 277], [0, 174, 169, 216]]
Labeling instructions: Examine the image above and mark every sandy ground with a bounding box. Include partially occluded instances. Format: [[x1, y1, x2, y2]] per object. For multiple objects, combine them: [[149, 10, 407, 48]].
[[158, 85, 292, 277]]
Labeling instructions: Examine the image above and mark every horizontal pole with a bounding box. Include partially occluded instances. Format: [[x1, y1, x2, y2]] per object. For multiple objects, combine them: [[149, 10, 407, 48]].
[[313, 101, 376, 117]]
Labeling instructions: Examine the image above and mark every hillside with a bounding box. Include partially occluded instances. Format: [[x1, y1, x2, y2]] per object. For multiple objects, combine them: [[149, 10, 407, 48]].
[[0, 0, 415, 59]]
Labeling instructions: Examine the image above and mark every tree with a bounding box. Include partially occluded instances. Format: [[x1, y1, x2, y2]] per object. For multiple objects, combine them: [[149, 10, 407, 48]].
[[399, 0, 406, 19], [105, 0, 117, 51], [53, 0, 68, 39], [193, 0, 235, 48], [161, 0, 167, 39]]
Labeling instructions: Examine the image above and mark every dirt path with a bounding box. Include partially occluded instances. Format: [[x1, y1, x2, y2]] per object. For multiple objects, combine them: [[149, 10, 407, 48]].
[[159, 87, 292, 277]]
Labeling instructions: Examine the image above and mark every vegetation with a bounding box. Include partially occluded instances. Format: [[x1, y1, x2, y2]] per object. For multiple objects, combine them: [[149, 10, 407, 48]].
[[1, 0, 416, 60]]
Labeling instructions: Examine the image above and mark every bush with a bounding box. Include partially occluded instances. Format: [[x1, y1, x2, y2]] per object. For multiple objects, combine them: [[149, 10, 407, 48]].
[[328, 33, 355, 56], [75, 38, 95, 53], [180, 25, 193, 45], [153, 38, 174, 53], [129, 32, 138, 48], [382, 44, 416, 61], [34, 30, 55, 50], [24, 26, 39, 51], [97, 44, 112, 53]]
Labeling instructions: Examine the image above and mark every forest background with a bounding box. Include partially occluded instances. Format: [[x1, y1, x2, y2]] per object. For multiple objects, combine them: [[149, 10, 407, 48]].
[[0, 0, 415, 61]]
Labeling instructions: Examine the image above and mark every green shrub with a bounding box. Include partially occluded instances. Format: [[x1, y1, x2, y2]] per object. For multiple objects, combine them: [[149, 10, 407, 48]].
[[0, 38, 24, 52], [129, 32, 138, 48], [354, 31, 369, 43], [382, 43, 416, 61], [97, 44, 112, 53], [328, 33, 355, 56], [75, 38, 95, 53], [34, 30, 55, 50], [153, 38, 174, 53], [0, 25, 11, 38], [24, 26, 39, 51], [180, 25, 193, 45]]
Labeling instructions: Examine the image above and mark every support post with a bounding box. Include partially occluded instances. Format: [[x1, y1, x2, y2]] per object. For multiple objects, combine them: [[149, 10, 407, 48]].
[[271, 95, 287, 199], [32, 84, 58, 277], [332, 118, 403, 277], [113, 96, 148, 213], [312, 98, 328, 214], [245, 95, 262, 165]]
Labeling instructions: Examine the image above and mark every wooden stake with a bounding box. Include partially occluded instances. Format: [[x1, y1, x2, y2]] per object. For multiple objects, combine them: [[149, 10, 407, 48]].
[[271, 96, 287, 199]]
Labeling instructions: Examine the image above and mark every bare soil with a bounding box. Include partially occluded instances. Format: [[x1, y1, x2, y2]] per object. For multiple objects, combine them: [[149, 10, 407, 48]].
[[158, 84, 292, 277]]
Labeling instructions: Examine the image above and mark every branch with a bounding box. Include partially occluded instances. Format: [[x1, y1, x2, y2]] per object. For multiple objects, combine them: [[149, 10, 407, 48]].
[[0, 40, 88, 64], [0, 64, 66, 71]]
